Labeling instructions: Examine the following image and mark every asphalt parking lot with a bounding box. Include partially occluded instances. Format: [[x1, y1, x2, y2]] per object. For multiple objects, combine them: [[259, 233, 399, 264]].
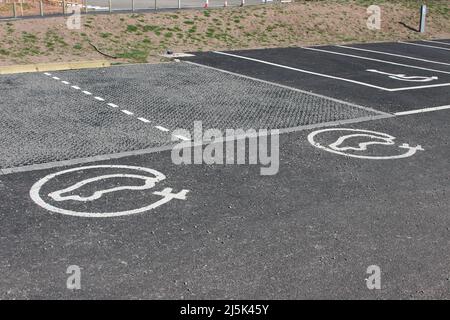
[[0, 62, 381, 169], [183, 39, 450, 112], [0, 39, 449, 299]]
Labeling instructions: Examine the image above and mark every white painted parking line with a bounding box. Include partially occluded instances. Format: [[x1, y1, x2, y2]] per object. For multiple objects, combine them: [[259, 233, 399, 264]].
[[30, 165, 189, 218], [173, 134, 191, 141], [61, 81, 70, 85], [107, 103, 119, 108], [82, 91, 92, 95], [121, 110, 134, 115], [335, 45, 450, 66], [43, 72, 52, 76], [94, 96, 105, 101], [394, 105, 450, 116], [388, 83, 450, 92], [52, 76, 60, 80], [398, 41, 450, 52], [387, 83, 450, 92], [304, 47, 450, 74], [185, 61, 390, 116], [71, 85, 81, 90], [155, 126, 170, 132], [213, 51, 450, 92], [423, 40, 450, 47], [137, 117, 151, 123]]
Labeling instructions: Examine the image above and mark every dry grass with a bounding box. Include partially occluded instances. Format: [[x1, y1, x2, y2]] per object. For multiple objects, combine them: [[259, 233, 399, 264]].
[[0, 0, 449, 66]]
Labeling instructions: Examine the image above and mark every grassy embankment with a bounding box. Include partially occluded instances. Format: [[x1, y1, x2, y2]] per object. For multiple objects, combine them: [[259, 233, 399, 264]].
[[0, 0, 449, 65]]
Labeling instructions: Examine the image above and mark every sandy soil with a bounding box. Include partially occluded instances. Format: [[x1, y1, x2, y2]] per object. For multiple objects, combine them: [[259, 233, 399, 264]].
[[0, 0, 449, 66]]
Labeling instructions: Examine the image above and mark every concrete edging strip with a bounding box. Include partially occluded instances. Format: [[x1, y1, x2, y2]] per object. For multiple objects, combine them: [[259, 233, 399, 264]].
[[0, 60, 111, 75]]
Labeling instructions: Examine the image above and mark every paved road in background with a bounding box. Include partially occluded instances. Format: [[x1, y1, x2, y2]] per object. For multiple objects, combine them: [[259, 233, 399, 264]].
[[86, 0, 265, 10], [0, 0, 268, 19]]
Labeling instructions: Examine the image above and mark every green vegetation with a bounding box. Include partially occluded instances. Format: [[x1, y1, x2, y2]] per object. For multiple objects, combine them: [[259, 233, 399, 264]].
[[126, 25, 138, 32], [0, 0, 448, 65], [117, 49, 149, 62], [22, 32, 37, 43]]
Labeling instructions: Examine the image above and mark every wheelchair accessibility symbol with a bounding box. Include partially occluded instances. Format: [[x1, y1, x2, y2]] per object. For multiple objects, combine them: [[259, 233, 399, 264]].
[[30, 165, 189, 218], [307, 128, 424, 160]]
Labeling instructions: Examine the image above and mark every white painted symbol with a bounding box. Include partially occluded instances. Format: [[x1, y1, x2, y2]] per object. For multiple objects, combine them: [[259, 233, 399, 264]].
[[30, 165, 189, 218], [308, 128, 424, 160], [366, 69, 438, 82], [49, 173, 164, 202]]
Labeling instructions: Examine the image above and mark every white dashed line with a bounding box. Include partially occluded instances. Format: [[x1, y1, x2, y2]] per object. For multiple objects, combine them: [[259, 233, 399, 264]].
[[43, 74, 175, 138], [121, 110, 134, 115], [155, 126, 170, 132], [137, 117, 151, 123]]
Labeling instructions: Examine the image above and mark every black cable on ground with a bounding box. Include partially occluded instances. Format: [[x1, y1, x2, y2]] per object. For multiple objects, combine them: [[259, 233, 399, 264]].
[[88, 42, 118, 59]]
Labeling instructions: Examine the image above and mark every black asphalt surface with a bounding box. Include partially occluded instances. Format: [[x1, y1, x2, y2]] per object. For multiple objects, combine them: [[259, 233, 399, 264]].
[[0, 110, 448, 299], [349, 41, 450, 62], [0, 39, 449, 299]]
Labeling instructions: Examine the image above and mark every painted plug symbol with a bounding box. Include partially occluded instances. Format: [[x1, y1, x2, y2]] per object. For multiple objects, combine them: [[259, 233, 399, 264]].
[[399, 143, 424, 151]]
